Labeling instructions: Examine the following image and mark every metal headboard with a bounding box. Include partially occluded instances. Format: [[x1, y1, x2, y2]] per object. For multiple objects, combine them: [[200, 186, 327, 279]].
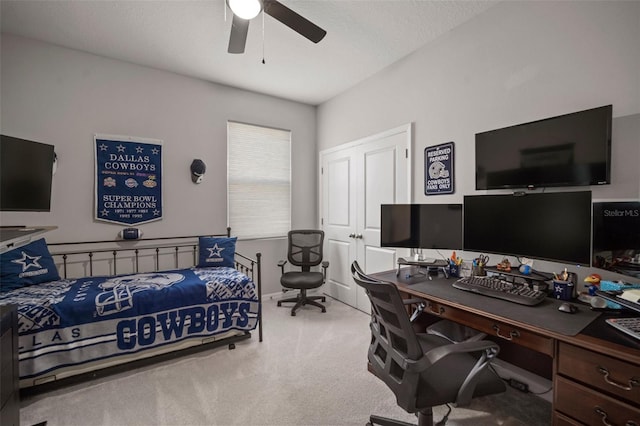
[[48, 228, 231, 279]]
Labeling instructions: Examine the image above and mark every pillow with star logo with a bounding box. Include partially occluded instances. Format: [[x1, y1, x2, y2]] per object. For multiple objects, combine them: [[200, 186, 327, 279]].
[[0, 238, 61, 293], [197, 236, 237, 268]]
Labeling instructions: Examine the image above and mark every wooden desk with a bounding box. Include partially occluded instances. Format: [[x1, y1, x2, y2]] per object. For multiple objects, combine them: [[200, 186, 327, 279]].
[[371, 270, 640, 425]]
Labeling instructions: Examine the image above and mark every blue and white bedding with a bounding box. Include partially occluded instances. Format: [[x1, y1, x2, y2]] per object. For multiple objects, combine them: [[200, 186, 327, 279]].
[[0, 266, 259, 382]]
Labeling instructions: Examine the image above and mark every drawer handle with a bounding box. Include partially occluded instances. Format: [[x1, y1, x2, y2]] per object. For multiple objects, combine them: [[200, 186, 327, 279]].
[[595, 407, 614, 426], [594, 407, 639, 426], [428, 303, 445, 316], [493, 324, 520, 340], [597, 366, 640, 391]]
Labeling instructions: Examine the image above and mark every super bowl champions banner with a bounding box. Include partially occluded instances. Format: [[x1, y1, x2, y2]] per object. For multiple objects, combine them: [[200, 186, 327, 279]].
[[95, 135, 163, 225]]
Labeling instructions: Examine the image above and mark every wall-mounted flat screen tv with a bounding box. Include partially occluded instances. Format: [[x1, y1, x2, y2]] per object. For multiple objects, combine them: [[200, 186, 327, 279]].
[[381, 204, 462, 250], [592, 201, 640, 279], [0, 134, 54, 212], [475, 105, 612, 190], [463, 191, 592, 265]]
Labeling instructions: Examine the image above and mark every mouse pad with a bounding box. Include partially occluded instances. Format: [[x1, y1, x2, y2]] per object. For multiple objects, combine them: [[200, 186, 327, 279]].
[[375, 271, 601, 336]]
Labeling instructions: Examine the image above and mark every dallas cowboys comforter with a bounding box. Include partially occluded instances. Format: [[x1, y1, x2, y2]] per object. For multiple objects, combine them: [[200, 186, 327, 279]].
[[0, 267, 259, 382]]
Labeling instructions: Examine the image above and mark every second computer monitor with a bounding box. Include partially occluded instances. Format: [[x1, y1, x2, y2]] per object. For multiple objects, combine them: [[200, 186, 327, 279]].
[[418, 204, 463, 250], [463, 191, 592, 265], [380, 203, 463, 250]]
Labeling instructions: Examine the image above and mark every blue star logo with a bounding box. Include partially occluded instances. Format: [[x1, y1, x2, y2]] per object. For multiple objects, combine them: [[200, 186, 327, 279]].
[[207, 244, 224, 258], [101, 209, 109, 216], [12, 251, 42, 272], [99, 143, 108, 151], [153, 209, 160, 216], [151, 147, 160, 155], [116, 144, 126, 153], [135, 146, 144, 154]]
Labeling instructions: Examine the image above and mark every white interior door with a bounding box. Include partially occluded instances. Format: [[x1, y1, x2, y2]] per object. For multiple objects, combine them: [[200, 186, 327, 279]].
[[321, 124, 412, 312], [322, 147, 358, 307]]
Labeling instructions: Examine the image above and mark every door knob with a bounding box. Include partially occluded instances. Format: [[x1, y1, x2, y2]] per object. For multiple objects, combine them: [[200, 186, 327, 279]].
[[348, 233, 355, 238], [356, 234, 363, 239]]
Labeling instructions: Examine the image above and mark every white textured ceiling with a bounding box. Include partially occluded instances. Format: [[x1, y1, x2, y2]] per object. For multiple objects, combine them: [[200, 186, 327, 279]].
[[0, 0, 497, 105]]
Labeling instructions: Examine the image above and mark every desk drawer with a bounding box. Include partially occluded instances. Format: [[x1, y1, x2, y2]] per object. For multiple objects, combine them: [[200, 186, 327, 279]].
[[555, 376, 640, 425], [552, 411, 582, 426], [426, 301, 554, 356], [558, 342, 640, 406]]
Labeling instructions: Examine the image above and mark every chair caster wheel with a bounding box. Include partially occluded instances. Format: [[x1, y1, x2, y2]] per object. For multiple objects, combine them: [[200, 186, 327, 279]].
[[277, 301, 282, 306], [321, 297, 326, 302], [291, 311, 296, 316], [321, 308, 326, 313]]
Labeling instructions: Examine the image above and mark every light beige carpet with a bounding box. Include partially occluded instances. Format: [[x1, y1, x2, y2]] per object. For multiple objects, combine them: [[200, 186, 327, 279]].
[[20, 297, 551, 426]]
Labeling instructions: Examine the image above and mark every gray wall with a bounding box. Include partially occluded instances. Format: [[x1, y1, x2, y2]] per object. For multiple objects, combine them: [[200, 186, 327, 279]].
[[0, 34, 318, 295], [317, 1, 640, 283]]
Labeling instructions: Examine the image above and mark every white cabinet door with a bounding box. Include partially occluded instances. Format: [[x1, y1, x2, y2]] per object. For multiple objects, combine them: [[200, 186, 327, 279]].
[[321, 124, 411, 312]]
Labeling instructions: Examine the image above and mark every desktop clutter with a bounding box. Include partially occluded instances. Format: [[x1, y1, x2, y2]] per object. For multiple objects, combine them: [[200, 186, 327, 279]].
[[405, 252, 639, 315]]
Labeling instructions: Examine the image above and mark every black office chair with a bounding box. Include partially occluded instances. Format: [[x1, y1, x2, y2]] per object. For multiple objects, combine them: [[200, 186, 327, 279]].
[[351, 261, 506, 426], [277, 230, 329, 316]]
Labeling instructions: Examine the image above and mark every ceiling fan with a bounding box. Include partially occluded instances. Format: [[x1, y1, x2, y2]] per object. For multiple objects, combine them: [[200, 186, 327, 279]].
[[227, 0, 327, 54]]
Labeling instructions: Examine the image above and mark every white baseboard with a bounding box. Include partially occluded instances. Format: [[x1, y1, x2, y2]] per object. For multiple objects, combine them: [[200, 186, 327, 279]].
[[491, 358, 553, 403]]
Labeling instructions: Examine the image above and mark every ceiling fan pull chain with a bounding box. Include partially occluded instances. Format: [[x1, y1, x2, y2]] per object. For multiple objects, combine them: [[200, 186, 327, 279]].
[[261, 10, 266, 64]]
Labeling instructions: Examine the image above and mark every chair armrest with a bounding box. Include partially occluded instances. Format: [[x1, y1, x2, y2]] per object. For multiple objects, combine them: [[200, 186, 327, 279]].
[[277, 260, 287, 274], [321, 261, 329, 283], [403, 340, 499, 373], [425, 340, 500, 366], [403, 298, 427, 323]]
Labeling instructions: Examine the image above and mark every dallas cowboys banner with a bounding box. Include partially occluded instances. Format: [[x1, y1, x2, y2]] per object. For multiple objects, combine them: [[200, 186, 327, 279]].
[[95, 135, 163, 225]]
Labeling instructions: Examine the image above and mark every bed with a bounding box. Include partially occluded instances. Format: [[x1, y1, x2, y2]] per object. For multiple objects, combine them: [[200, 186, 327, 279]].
[[0, 229, 262, 390]]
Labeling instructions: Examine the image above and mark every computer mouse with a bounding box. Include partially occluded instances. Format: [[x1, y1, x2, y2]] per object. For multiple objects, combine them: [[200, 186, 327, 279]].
[[558, 302, 578, 314]]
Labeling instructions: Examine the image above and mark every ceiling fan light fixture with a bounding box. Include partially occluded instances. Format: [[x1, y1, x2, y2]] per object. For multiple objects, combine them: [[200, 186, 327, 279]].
[[228, 0, 262, 20]]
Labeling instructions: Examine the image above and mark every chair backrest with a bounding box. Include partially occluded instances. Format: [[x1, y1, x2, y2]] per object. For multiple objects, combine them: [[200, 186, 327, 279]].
[[350, 261, 425, 412], [287, 230, 324, 272]]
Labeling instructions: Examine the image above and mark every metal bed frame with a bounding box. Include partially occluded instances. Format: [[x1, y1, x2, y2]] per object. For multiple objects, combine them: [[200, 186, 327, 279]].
[[20, 229, 263, 395]]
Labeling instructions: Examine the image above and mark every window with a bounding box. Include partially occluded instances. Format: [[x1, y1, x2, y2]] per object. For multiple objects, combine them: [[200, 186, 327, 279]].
[[227, 121, 291, 239]]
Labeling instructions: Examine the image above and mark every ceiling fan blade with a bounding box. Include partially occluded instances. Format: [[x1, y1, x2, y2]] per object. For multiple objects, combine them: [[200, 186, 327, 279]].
[[228, 14, 250, 54], [263, 0, 326, 44]]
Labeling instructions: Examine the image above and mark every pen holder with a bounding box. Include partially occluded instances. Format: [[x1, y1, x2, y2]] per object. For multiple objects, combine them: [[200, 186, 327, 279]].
[[472, 265, 486, 277], [553, 280, 574, 301], [449, 264, 460, 278]]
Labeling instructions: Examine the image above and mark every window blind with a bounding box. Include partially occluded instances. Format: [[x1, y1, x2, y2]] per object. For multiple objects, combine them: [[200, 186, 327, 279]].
[[227, 121, 291, 239]]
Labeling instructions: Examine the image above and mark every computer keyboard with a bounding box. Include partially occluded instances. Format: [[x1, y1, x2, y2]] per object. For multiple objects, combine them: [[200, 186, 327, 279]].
[[453, 276, 547, 306], [606, 317, 640, 342]]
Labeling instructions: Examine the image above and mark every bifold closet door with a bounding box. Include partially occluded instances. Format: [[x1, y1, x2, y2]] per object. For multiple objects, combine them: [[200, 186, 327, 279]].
[[321, 126, 411, 313]]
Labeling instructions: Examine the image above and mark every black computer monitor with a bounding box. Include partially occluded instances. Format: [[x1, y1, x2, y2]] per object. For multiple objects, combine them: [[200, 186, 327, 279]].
[[463, 191, 592, 265], [381, 204, 462, 250], [381, 204, 420, 248], [418, 204, 463, 250], [592, 201, 640, 279]]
